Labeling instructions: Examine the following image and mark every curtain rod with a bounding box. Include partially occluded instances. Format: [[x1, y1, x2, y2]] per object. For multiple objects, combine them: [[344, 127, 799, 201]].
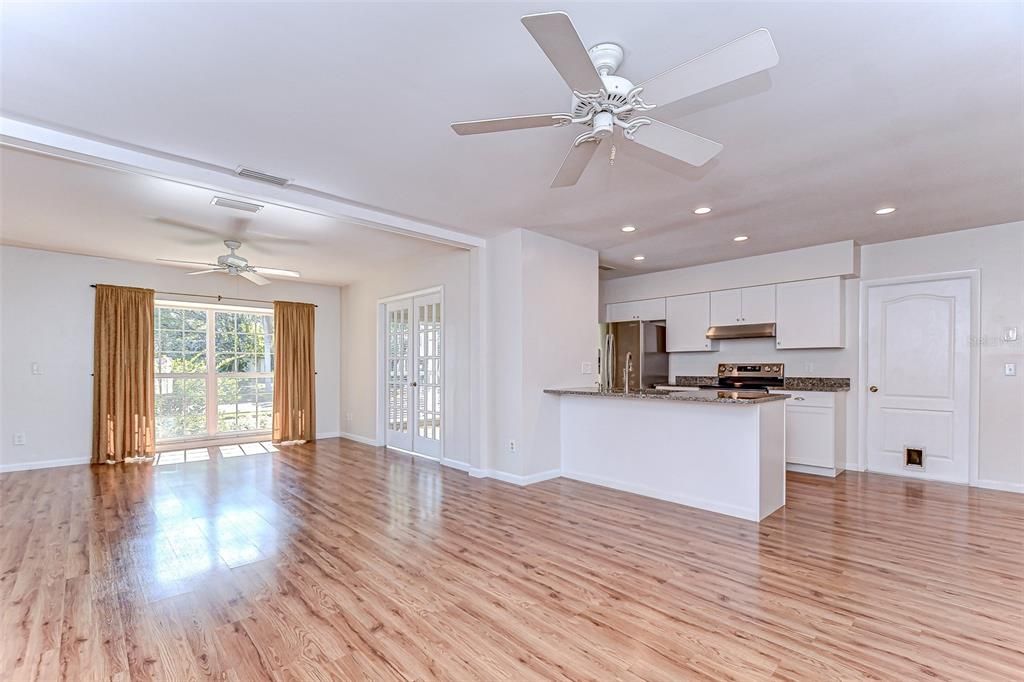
[[89, 285, 317, 307]]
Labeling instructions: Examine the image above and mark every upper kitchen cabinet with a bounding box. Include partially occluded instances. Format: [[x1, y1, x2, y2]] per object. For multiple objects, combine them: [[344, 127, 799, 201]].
[[666, 292, 718, 352], [776, 277, 845, 349], [710, 285, 777, 325], [605, 297, 666, 322]]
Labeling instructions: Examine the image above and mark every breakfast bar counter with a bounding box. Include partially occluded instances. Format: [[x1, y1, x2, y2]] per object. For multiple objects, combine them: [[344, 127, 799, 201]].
[[546, 387, 787, 521]]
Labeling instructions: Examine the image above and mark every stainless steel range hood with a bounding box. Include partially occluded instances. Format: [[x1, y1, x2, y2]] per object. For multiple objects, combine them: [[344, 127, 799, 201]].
[[705, 322, 777, 340]]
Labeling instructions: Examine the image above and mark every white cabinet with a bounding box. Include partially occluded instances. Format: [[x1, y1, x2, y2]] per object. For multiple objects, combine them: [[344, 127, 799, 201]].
[[776, 277, 845, 349], [774, 390, 847, 476], [665, 293, 718, 352], [709, 289, 743, 326], [606, 298, 666, 322], [739, 285, 777, 324], [710, 285, 776, 325]]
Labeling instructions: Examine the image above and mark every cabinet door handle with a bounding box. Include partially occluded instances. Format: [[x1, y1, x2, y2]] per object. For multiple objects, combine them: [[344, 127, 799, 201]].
[[869, 385, 879, 393]]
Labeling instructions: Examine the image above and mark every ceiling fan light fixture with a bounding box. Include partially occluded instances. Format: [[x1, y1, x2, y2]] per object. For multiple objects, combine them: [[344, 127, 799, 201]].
[[633, 255, 646, 261], [693, 207, 712, 215], [875, 207, 897, 215], [621, 225, 636, 232]]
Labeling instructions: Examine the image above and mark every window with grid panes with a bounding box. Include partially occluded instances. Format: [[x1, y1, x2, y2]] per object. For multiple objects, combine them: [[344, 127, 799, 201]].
[[154, 304, 274, 442]]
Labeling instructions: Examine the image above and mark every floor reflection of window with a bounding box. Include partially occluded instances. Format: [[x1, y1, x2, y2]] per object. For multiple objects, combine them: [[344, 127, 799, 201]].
[[155, 448, 210, 465]]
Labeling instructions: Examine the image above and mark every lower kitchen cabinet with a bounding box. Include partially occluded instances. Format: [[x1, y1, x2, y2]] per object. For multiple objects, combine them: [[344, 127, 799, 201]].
[[772, 390, 847, 476]]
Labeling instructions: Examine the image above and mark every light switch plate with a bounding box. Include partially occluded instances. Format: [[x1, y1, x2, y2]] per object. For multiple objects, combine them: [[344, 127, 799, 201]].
[[1005, 363, 1017, 377], [13, 433, 26, 446]]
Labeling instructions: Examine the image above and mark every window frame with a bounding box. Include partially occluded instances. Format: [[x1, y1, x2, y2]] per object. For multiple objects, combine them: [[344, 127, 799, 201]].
[[154, 300, 275, 446]]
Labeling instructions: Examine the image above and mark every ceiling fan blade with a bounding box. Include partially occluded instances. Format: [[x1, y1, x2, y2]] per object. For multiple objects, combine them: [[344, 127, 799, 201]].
[[157, 258, 221, 267], [521, 12, 604, 95], [452, 113, 569, 136], [186, 269, 223, 276], [551, 138, 602, 188], [253, 266, 301, 278], [239, 270, 270, 286], [627, 119, 723, 167], [638, 28, 779, 108]]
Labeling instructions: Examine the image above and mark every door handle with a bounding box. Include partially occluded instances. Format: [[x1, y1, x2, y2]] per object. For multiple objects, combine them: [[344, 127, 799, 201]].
[[869, 385, 878, 393], [411, 381, 418, 387]]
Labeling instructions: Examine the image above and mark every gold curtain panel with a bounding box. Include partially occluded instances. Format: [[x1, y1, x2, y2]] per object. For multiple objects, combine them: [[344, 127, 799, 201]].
[[273, 301, 317, 442], [93, 284, 156, 463]]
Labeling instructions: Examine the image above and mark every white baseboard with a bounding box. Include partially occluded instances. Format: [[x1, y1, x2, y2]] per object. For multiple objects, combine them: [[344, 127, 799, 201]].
[[468, 467, 562, 486], [441, 459, 472, 473], [0, 456, 91, 474], [337, 431, 383, 447], [316, 431, 341, 440], [787, 463, 843, 478], [561, 469, 759, 521], [844, 460, 866, 472], [973, 479, 1024, 494]]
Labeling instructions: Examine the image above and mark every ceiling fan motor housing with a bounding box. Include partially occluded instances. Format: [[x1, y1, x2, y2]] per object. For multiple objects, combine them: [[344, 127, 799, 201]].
[[571, 73, 637, 127]]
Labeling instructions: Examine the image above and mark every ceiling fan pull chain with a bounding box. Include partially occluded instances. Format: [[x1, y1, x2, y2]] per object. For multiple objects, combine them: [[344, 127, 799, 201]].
[[609, 143, 616, 166]]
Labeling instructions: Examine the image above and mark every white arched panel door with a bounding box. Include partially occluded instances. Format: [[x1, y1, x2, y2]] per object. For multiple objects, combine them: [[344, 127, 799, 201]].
[[384, 293, 442, 458], [865, 277, 971, 483]]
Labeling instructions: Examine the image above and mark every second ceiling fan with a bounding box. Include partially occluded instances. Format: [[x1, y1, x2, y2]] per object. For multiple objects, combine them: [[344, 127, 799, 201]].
[[451, 11, 779, 187]]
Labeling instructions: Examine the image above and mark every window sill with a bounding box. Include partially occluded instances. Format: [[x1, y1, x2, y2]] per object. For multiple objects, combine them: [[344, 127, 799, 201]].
[[156, 431, 273, 452]]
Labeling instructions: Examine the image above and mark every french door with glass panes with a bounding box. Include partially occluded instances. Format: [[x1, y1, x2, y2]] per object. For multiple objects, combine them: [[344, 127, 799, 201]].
[[385, 293, 442, 458]]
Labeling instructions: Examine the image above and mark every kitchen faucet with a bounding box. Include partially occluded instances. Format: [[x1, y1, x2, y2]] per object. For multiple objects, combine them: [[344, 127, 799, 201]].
[[623, 351, 633, 395]]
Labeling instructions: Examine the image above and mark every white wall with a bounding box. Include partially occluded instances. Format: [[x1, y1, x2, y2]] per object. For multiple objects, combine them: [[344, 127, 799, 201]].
[[520, 230, 599, 477], [482, 230, 599, 478], [339, 248, 474, 467], [601, 222, 1024, 489], [0, 245, 342, 471], [486, 230, 524, 475], [601, 240, 858, 305]]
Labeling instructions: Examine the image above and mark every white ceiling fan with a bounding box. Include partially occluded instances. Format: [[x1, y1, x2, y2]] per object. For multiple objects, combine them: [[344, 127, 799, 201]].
[[451, 11, 779, 187], [158, 240, 300, 286]]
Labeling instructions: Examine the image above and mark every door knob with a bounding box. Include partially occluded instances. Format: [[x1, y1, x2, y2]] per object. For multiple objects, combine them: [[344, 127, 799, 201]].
[[411, 381, 418, 387], [869, 385, 878, 392]]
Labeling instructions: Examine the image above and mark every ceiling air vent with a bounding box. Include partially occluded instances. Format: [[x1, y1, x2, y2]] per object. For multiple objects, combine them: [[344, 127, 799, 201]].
[[211, 196, 264, 213], [598, 264, 617, 272], [234, 166, 291, 186]]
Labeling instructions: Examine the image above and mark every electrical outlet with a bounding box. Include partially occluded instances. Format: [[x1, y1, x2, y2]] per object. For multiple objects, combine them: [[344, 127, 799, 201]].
[[581, 361, 593, 375], [30, 362, 42, 375], [507, 439, 517, 453], [345, 412, 353, 424], [13, 433, 26, 446], [1006, 363, 1017, 377]]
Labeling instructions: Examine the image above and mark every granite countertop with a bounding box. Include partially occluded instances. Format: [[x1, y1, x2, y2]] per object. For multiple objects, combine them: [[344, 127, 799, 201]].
[[544, 387, 789, 405], [674, 376, 851, 392]]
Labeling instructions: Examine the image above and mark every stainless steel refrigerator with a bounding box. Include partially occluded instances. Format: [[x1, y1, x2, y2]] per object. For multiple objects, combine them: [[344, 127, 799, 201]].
[[600, 321, 669, 391]]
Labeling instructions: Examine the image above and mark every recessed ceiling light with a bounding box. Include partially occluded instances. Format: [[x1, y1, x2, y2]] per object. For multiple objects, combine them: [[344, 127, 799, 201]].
[[875, 207, 897, 215], [633, 255, 646, 261], [733, 235, 749, 242], [693, 207, 712, 215], [621, 225, 636, 233]]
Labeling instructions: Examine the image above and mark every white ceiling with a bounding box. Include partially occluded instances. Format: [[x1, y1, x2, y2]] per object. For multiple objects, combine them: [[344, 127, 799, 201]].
[[0, 147, 459, 286], [2, 2, 1022, 278]]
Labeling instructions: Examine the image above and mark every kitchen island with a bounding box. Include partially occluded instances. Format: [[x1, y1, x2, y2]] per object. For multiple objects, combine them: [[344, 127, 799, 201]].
[[544, 388, 788, 522]]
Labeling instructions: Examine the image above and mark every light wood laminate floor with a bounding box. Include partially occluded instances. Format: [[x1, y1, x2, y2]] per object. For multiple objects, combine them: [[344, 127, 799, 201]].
[[1, 437, 1021, 680]]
